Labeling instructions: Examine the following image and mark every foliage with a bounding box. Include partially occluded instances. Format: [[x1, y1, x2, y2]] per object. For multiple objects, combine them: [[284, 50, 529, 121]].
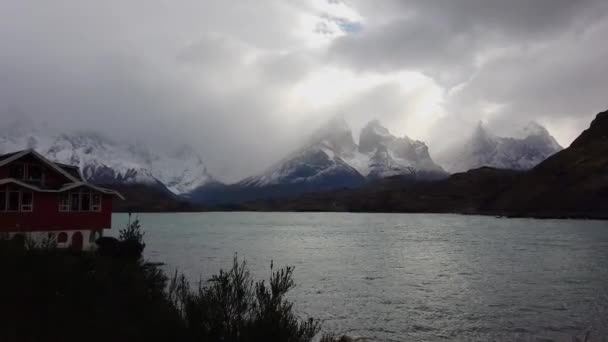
[[0, 228, 327, 342], [169, 256, 321, 342], [98, 214, 146, 260], [119, 213, 145, 244], [0, 239, 185, 342]]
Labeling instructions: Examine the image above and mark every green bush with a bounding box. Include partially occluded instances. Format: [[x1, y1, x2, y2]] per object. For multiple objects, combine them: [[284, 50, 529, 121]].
[[169, 256, 320, 342], [0, 227, 329, 342]]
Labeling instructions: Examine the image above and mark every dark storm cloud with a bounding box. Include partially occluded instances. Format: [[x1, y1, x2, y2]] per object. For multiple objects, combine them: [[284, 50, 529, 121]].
[[0, 0, 607, 181], [331, 0, 608, 146], [0, 0, 316, 181], [332, 0, 608, 81]]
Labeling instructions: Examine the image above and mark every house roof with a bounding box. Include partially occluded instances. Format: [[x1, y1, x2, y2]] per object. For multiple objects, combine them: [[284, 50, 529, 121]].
[[0, 149, 81, 183], [54, 162, 84, 182], [0, 178, 125, 200], [0, 149, 123, 200], [0, 151, 23, 163]]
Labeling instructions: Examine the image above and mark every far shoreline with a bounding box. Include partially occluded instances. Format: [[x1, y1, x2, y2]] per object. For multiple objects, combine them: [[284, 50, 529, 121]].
[[112, 209, 608, 221]]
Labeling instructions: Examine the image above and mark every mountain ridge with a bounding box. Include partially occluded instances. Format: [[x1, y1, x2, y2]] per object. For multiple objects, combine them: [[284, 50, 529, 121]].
[[439, 121, 562, 173], [0, 121, 216, 196], [244, 110, 608, 219], [190, 118, 447, 204]]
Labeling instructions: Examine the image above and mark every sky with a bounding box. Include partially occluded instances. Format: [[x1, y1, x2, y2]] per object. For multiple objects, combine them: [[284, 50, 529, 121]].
[[0, 0, 607, 182]]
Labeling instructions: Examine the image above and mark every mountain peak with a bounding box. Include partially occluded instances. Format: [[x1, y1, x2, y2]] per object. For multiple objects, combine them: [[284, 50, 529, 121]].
[[359, 120, 395, 153], [362, 119, 392, 137], [310, 117, 356, 155], [521, 121, 549, 137], [442, 121, 562, 173]]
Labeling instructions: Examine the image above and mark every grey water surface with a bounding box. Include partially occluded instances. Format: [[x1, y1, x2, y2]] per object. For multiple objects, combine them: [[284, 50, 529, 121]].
[[111, 212, 608, 341]]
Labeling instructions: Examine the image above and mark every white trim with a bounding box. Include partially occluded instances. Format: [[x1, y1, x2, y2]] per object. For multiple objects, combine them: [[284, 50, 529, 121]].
[[0, 179, 124, 200], [0, 149, 80, 183], [20, 191, 33, 212], [0, 189, 34, 213]]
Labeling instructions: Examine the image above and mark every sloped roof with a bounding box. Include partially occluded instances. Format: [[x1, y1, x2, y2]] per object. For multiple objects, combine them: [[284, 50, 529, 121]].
[[54, 162, 84, 182], [0, 149, 80, 183], [0, 151, 23, 163], [0, 149, 123, 200]]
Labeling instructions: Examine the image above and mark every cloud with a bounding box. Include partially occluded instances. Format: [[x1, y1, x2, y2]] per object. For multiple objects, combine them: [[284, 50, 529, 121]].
[[0, 0, 606, 181]]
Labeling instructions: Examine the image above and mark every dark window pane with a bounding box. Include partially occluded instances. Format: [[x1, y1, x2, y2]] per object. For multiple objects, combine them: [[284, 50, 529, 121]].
[[81, 193, 91, 211], [0, 192, 5, 211], [58, 194, 68, 211], [21, 192, 32, 205], [28, 165, 42, 180], [57, 232, 68, 243], [8, 192, 19, 211], [70, 193, 80, 211], [21, 192, 33, 211], [9, 165, 24, 179], [92, 194, 101, 211]]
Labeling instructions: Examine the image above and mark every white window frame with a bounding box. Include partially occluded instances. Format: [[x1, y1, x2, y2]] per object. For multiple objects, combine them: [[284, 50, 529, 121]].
[[91, 194, 102, 212], [20, 192, 33, 212], [0, 189, 33, 213], [6, 190, 21, 212], [59, 194, 70, 212], [59, 190, 102, 212]]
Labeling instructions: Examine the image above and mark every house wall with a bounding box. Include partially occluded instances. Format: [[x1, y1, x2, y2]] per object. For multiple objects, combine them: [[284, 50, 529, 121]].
[[4, 229, 104, 251], [0, 189, 114, 233]]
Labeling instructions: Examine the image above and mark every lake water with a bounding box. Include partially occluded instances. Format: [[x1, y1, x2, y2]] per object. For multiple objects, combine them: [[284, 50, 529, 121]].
[[111, 212, 608, 341]]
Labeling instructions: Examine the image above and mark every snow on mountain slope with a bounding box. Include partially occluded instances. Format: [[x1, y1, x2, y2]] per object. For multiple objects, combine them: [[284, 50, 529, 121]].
[[345, 120, 446, 179], [238, 117, 363, 188], [0, 120, 214, 194], [440, 122, 563, 173], [239, 118, 446, 189]]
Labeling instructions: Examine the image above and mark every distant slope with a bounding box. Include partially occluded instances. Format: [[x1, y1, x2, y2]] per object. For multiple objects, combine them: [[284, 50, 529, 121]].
[[0, 119, 216, 195], [247, 110, 608, 219], [439, 122, 562, 173], [190, 118, 446, 204], [487, 110, 608, 217]]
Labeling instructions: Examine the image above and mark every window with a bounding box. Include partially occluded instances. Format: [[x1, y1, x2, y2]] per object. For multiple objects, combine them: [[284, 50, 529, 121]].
[[28, 165, 42, 181], [59, 194, 70, 212], [9, 165, 24, 179], [57, 232, 68, 243], [92, 194, 101, 212], [70, 192, 80, 211], [81, 191, 91, 211], [60, 190, 102, 212], [7, 191, 20, 211], [20, 192, 33, 212], [0, 190, 34, 213]]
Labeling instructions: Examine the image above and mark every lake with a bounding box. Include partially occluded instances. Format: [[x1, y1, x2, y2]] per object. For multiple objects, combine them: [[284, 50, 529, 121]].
[[111, 212, 608, 341]]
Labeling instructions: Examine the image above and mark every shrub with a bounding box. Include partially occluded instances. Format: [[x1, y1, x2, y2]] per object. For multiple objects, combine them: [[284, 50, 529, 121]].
[[96, 215, 145, 260], [169, 255, 321, 342], [0, 221, 329, 342]]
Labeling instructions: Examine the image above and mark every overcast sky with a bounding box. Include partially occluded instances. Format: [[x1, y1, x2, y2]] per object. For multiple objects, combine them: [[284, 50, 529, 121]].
[[1, 0, 607, 181]]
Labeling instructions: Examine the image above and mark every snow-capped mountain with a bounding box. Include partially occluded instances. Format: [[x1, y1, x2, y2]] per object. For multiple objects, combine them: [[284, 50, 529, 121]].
[[440, 122, 563, 173], [238, 118, 445, 188], [0, 120, 215, 195], [189, 118, 446, 204], [238, 117, 364, 188], [346, 120, 446, 179]]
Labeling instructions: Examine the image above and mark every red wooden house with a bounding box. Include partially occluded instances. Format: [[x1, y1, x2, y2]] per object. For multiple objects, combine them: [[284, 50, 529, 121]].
[[0, 149, 123, 250]]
